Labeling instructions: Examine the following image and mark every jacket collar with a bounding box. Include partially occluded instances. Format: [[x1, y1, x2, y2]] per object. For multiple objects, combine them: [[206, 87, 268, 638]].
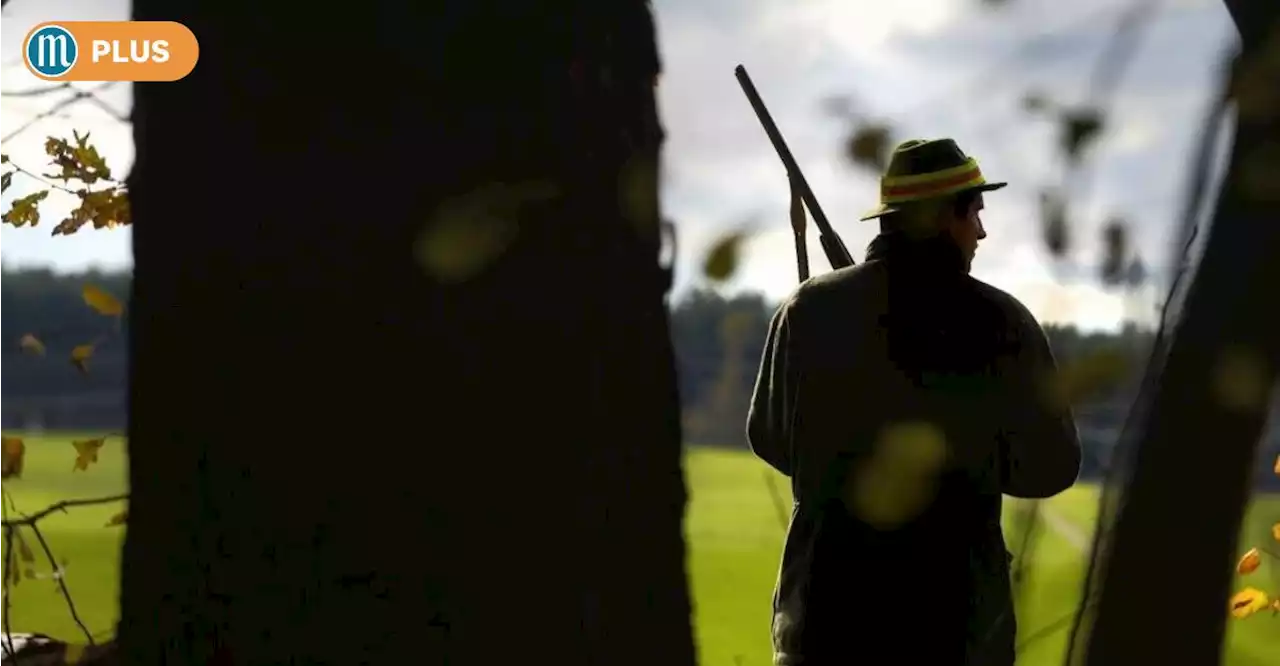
[[865, 231, 967, 277]]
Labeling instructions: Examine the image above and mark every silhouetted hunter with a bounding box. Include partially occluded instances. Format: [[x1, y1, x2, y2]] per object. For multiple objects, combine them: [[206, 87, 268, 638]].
[[748, 138, 1083, 666]]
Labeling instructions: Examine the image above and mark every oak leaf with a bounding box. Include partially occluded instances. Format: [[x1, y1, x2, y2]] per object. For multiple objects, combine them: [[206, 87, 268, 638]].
[[2, 190, 50, 228], [70, 344, 94, 375], [1237, 547, 1262, 575], [2, 435, 25, 479], [82, 283, 124, 316], [71, 437, 106, 471], [19, 333, 46, 356], [1230, 587, 1269, 619]]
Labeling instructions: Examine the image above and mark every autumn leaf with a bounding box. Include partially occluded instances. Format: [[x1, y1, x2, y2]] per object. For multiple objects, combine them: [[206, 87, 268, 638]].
[[1099, 219, 1129, 286], [415, 181, 556, 283], [52, 186, 131, 236], [844, 123, 892, 172], [45, 131, 112, 184], [1, 171, 11, 194], [1060, 108, 1104, 162], [2, 434, 26, 479], [1271, 522, 1280, 543], [105, 510, 128, 527], [70, 343, 94, 374], [2, 190, 50, 228], [844, 421, 947, 530], [72, 437, 106, 471], [1274, 454, 1280, 477], [703, 231, 746, 282], [1039, 189, 1069, 257], [1230, 587, 1270, 619], [19, 333, 46, 356], [1211, 346, 1269, 413], [82, 283, 124, 316], [1238, 547, 1262, 575], [1043, 348, 1130, 409]]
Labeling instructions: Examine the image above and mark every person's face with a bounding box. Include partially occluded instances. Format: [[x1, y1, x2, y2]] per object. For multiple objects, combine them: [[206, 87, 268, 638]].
[[944, 193, 986, 272]]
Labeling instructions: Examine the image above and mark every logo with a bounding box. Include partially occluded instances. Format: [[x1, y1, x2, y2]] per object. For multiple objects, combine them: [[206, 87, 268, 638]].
[[26, 25, 78, 78], [23, 21, 198, 82]]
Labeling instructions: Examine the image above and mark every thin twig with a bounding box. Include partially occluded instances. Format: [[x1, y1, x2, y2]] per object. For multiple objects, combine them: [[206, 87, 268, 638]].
[[2, 83, 118, 144], [1, 83, 73, 99], [26, 523, 94, 645], [3, 524, 17, 661], [6, 163, 83, 195], [0, 494, 129, 528]]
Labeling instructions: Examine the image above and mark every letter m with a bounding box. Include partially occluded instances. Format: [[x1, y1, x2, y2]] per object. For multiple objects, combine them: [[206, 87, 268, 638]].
[[36, 33, 71, 68]]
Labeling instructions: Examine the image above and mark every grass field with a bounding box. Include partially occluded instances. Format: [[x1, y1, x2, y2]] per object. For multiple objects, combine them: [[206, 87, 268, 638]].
[[2, 436, 1277, 664], [686, 448, 1280, 666]]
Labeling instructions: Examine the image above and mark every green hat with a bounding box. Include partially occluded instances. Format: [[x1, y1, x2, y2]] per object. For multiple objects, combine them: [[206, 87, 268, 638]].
[[859, 138, 1007, 221]]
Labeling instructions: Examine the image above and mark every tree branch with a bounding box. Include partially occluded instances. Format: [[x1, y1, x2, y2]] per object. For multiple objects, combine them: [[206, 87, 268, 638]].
[[0, 493, 129, 528]]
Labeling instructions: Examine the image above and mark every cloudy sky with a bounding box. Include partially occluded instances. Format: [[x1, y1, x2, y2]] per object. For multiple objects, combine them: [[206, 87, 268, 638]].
[[1, 0, 1238, 330]]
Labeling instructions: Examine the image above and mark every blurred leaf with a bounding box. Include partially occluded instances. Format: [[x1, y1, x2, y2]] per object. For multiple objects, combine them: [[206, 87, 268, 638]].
[[71, 437, 106, 471], [2, 435, 25, 479], [1021, 91, 1050, 114], [1, 172, 11, 194], [703, 231, 747, 282], [1039, 189, 1070, 257], [820, 94, 857, 118], [1274, 454, 1280, 478], [2, 190, 50, 228], [1043, 348, 1129, 409], [1271, 522, 1280, 543], [416, 181, 557, 284], [1230, 587, 1269, 619], [1099, 218, 1129, 286], [16, 529, 34, 562], [82, 283, 124, 316], [844, 123, 892, 172], [19, 333, 46, 356], [1125, 255, 1148, 287], [105, 510, 128, 527], [1060, 108, 1104, 161], [844, 421, 947, 530], [1211, 346, 1269, 413], [1238, 547, 1262, 575], [1240, 140, 1280, 203], [70, 344, 94, 375]]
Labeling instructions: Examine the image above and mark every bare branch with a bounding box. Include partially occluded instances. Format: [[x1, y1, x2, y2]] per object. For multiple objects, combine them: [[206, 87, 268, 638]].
[[0, 493, 129, 528]]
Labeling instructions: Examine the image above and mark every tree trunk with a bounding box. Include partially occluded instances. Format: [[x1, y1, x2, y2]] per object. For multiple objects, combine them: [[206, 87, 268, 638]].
[[117, 2, 695, 665], [1077, 6, 1280, 664]]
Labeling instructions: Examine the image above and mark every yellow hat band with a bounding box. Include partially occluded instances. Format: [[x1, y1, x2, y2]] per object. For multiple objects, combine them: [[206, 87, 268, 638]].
[[879, 158, 987, 205]]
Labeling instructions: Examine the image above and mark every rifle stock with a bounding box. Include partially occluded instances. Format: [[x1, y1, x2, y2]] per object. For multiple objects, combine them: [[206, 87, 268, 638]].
[[735, 64, 854, 272]]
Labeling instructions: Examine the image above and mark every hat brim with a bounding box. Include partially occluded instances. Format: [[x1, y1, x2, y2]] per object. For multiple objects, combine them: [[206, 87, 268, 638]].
[[859, 181, 1007, 221]]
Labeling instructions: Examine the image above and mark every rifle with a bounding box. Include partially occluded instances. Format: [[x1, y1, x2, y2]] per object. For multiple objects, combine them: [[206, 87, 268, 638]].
[[735, 64, 854, 280]]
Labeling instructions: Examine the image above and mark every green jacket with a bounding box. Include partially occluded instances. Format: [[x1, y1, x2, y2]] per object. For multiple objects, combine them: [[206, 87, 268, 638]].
[[747, 233, 1082, 665]]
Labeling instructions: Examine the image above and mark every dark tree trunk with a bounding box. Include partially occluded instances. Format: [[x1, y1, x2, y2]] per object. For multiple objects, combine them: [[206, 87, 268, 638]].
[[1077, 5, 1280, 664], [118, 2, 695, 665]]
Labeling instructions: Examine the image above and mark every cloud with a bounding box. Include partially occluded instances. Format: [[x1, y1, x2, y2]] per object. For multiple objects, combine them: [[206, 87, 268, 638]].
[[655, 0, 1237, 331]]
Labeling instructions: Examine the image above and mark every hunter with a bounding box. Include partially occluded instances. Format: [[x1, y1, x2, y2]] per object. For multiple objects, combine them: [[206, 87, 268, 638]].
[[747, 138, 1083, 665]]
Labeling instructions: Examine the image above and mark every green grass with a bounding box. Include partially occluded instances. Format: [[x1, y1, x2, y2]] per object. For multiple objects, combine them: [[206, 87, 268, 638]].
[[683, 447, 1279, 666], [2, 437, 1277, 665], [2, 433, 129, 642]]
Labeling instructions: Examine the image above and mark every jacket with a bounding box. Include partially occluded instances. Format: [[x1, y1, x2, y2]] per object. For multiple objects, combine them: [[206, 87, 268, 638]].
[[746, 232, 1082, 665]]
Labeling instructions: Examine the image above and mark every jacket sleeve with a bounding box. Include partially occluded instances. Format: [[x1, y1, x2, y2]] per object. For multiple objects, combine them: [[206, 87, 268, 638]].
[[746, 300, 800, 477], [995, 304, 1083, 499]]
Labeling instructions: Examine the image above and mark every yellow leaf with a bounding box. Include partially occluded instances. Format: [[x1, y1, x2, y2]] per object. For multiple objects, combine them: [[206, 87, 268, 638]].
[[70, 344, 94, 375], [2, 435, 25, 479], [18, 333, 46, 356], [105, 510, 128, 527], [1238, 547, 1262, 575], [2, 190, 50, 228], [1044, 348, 1130, 409], [1273, 454, 1279, 478], [1271, 522, 1280, 543], [703, 231, 746, 282], [71, 437, 106, 471], [843, 421, 948, 530], [1230, 587, 1270, 619], [415, 181, 555, 284], [82, 283, 124, 316]]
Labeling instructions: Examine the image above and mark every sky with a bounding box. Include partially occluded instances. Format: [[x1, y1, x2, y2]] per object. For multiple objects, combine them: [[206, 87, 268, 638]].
[[0, 0, 1239, 330]]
